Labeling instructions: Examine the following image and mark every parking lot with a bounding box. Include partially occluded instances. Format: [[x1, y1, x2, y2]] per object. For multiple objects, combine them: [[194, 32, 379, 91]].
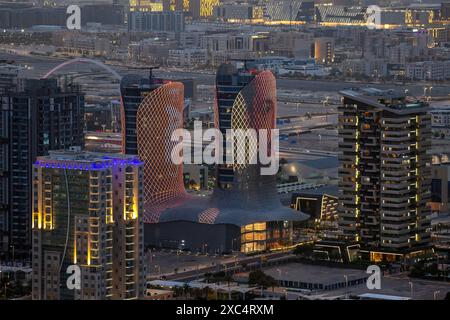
[[261, 263, 450, 300], [323, 273, 450, 300], [146, 249, 243, 276]]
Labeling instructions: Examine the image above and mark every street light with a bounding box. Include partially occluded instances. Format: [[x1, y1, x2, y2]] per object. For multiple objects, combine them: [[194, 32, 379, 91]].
[[10, 245, 14, 266], [231, 238, 237, 252], [408, 281, 414, 298]]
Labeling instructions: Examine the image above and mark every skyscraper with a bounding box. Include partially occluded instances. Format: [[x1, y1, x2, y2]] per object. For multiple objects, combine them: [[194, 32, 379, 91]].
[[120, 73, 162, 155], [32, 150, 145, 300], [338, 88, 432, 262], [0, 64, 22, 94], [145, 62, 308, 253], [211, 62, 294, 252], [0, 78, 84, 256], [120, 74, 188, 223]]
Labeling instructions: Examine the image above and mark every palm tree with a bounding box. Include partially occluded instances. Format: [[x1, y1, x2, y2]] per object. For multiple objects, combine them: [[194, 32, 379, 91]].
[[183, 283, 190, 299]]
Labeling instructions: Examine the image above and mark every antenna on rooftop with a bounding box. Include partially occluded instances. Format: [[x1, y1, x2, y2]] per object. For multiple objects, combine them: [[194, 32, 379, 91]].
[[129, 66, 160, 85]]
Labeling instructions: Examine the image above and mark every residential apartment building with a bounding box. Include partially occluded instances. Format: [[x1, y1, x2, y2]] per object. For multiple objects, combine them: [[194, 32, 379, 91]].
[[32, 151, 145, 300], [338, 88, 432, 262], [0, 79, 84, 256], [313, 37, 335, 65], [268, 31, 314, 59], [405, 60, 450, 81]]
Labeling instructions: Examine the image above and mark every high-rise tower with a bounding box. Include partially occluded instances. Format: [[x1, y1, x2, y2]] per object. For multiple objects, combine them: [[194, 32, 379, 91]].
[[0, 78, 84, 255], [338, 88, 432, 262], [32, 151, 145, 300], [120, 74, 188, 223], [148, 62, 308, 253]]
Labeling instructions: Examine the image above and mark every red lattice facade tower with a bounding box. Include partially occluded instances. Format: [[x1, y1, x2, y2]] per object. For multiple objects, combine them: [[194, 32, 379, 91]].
[[136, 82, 189, 223]]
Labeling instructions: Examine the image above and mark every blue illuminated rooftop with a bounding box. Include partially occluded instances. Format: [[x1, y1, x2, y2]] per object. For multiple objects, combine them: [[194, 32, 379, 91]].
[[35, 150, 143, 171]]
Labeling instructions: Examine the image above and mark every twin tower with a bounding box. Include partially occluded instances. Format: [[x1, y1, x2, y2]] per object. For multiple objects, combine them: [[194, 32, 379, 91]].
[[120, 63, 307, 253]]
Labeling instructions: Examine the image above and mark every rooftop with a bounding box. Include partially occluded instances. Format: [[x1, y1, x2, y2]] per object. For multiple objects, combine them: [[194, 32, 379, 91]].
[[35, 150, 142, 168], [298, 156, 339, 170], [340, 87, 429, 114], [292, 185, 339, 198]]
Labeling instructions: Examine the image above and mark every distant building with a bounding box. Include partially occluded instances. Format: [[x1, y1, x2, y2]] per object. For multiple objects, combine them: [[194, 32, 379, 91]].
[[315, 5, 366, 26], [128, 38, 178, 64], [168, 48, 208, 67], [129, 0, 163, 12], [430, 163, 450, 214], [81, 4, 125, 26], [85, 104, 115, 132], [268, 31, 314, 59], [340, 58, 388, 78], [84, 132, 122, 154], [0, 6, 66, 28], [128, 10, 185, 32], [264, 0, 315, 23], [0, 3, 124, 28], [430, 108, 450, 139], [0, 79, 84, 256], [213, 3, 263, 21], [405, 4, 441, 27], [312, 37, 335, 65], [0, 64, 23, 94], [61, 33, 112, 57], [32, 151, 145, 300], [442, 2, 450, 20], [190, 0, 220, 19], [405, 61, 450, 81], [183, 164, 209, 190]]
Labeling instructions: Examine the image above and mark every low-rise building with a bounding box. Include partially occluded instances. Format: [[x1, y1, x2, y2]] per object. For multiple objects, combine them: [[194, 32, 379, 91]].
[[291, 186, 339, 224], [405, 60, 450, 81], [128, 10, 185, 33], [168, 48, 208, 67]]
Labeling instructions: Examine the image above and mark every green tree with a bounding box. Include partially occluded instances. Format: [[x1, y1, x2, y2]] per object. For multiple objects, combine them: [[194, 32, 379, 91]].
[[248, 270, 278, 289], [293, 243, 314, 258]]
